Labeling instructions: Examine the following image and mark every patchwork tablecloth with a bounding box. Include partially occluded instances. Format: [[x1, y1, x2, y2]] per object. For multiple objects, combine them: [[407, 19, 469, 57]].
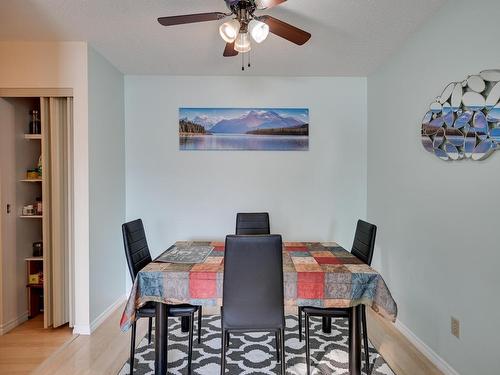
[[120, 241, 397, 331]]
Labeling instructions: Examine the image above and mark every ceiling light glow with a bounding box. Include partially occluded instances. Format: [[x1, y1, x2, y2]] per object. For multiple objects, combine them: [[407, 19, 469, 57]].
[[219, 19, 241, 43], [234, 32, 252, 53], [249, 19, 269, 43]]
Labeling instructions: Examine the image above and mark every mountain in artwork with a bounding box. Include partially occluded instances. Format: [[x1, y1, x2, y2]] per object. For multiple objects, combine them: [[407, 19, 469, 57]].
[[191, 115, 218, 130], [209, 110, 306, 134]]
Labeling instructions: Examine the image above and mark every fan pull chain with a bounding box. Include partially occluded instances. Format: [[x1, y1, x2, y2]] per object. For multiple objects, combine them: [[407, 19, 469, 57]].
[[241, 53, 244, 71], [248, 50, 251, 68]]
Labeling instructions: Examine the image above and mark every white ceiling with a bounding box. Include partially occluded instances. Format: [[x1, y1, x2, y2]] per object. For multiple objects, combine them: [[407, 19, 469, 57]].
[[0, 0, 446, 76]]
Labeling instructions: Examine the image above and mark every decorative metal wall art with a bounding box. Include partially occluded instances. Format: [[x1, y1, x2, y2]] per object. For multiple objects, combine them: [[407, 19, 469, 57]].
[[421, 69, 500, 161]]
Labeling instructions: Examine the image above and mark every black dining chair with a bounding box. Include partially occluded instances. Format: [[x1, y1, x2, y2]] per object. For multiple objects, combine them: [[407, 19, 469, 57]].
[[122, 219, 203, 375], [298, 220, 377, 375], [227, 212, 271, 347], [220, 235, 286, 375], [235, 212, 270, 235]]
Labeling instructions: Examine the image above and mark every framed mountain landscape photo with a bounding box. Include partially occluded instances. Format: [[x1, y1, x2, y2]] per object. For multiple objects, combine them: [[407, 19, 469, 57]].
[[179, 108, 309, 151]]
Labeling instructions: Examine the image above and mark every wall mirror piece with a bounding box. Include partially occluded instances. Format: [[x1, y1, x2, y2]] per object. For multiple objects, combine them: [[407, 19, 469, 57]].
[[421, 69, 500, 161], [467, 75, 486, 93]]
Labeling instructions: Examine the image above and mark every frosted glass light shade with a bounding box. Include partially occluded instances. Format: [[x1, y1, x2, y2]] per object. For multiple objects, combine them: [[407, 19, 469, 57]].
[[249, 19, 269, 43], [234, 32, 251, 53], [219, 19, 241, 43]]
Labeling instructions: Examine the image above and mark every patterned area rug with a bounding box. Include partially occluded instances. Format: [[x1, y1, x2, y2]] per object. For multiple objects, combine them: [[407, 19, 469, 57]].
[[119, 315, 394, 375]]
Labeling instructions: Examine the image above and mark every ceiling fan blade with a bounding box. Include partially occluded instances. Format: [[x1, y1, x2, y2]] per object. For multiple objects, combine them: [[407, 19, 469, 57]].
[[158, 12, 227, 27], [256, 15, 311, 45], [223, 42, 238, 57], [256, 0, 287, 9]]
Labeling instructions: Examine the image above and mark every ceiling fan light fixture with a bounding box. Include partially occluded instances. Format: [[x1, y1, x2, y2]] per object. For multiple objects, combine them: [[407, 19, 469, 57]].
[[249, 19, 270, 43], [234, 32, 251, 53], [219, 19, 241, 43], [254, 0, 266, 9]]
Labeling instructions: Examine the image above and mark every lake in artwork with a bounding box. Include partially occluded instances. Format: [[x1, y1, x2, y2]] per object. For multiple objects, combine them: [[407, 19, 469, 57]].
[[179, 108, 309, 151]]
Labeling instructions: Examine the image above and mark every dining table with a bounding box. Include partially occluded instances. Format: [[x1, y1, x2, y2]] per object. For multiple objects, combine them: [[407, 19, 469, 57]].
[[121, 240, 397, 375]]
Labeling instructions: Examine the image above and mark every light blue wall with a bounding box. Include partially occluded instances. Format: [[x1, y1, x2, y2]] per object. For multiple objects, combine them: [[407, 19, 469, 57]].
[[124, 76, 367, 273], [88, 47, 126, 323], [367, 0, 500, 373]]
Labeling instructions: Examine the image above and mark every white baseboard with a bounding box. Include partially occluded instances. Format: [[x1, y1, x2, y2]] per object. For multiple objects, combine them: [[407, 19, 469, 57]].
[[0, 311, 29, 335], [72, 294, 126, 336], [90, 294, 126, 333], [72, 324, 92, 335], [395, 319, 460, 375]]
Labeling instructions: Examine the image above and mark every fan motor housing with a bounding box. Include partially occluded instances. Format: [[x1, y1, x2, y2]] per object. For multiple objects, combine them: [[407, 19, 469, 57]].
[[226, 0, 257, 16]]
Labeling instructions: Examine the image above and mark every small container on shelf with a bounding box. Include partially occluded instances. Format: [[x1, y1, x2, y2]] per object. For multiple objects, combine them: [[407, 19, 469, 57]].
[[33, 242, 43, 257], [29, 109, 41, 135], [22, 204, 35, 216], [37, 155, 42, 177], [35, 197, 43, 215], [29, 273, 41, 285], [26, 169, 38, 180]]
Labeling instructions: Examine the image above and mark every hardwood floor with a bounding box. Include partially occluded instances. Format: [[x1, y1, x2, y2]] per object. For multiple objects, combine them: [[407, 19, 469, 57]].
[[28, 305, 442, 375], [0, 314, 75, 374], [34, 303, 147, 375]]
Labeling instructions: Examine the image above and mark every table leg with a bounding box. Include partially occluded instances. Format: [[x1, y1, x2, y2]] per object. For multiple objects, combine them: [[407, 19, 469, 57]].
[[155, 303, 168, 375], [322, 317, 332, 333], [181, 316, 190, 333], [349, 305, 362, 375]]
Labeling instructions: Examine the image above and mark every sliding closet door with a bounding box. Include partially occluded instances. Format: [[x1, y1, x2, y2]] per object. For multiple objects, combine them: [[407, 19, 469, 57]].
[[42, 97, 71, 328], [41, 98, 52, 328]]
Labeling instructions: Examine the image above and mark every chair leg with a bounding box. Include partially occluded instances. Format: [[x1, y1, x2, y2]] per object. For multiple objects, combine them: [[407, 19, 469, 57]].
[[298, 306, 302, 342], [362, 306, 370, 374], [220, 329, 227, 375], [148, 317, 153, 344], [198, 306, 203, 344], [305, 314, 311, 375], [188, 313, 194, 373], [280, 328, 286, 375], [129, 320, 137, 375], [275, 330, 280, 363], [225, 331, 230, 348]]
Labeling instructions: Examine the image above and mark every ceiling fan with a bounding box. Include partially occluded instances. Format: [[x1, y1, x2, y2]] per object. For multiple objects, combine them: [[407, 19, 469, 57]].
[[157, 0, 311, 67]]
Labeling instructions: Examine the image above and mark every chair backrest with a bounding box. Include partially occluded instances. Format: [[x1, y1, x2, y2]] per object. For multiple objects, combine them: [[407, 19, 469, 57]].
[[222, 235, 284, 330], [235, 212, 270, 235], [351, 220, 377, 266], [122, 219, 153, 280]]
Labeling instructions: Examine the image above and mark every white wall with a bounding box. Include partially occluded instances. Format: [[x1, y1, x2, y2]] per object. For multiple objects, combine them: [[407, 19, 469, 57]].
[[367, 0, 500, 373], [125, 76, 367, 264], [0, 42, 90, 331], [87, 47, 126, 324]]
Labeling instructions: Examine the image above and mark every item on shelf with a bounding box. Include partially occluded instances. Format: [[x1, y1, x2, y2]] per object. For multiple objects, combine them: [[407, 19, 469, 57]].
[[33, 242, 43, 257], [29, 109, 41, 135], [29, 273, 41, 284], [22, 205, 35, 216], [37, 155, 42, 177], [35, 198, 43, 215], [26, 169, 38, 180]]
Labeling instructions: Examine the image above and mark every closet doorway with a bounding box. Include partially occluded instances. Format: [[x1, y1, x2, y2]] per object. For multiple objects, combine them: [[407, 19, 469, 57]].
[[0, 89, 74, 333]]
